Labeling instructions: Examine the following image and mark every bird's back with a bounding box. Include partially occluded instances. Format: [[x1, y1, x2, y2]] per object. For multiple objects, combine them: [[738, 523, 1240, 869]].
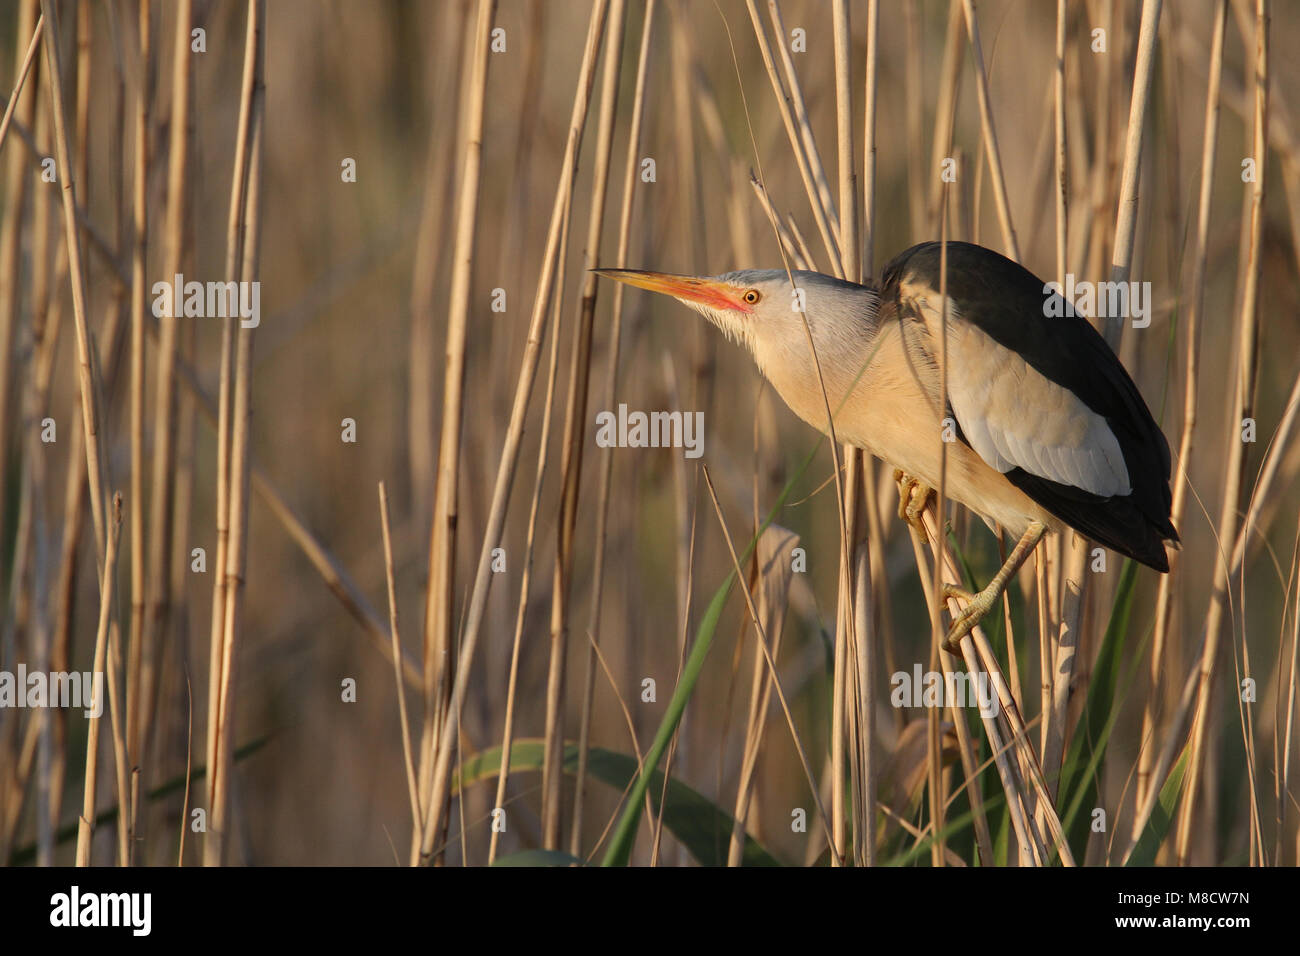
[[878, 241, 1178, 570]]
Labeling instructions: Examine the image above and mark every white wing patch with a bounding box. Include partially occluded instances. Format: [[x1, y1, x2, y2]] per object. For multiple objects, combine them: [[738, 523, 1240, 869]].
[[904, 286, 1131, 497]]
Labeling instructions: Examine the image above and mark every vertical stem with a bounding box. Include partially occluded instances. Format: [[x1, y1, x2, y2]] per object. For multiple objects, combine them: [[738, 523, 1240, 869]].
[[1136, 0, 1226, 820], [415, 0, 498, 849], [125, 0, 153, 861], [554, 0, 627, 855], [1105, 0, 1162, 348], [75, 496, 123, 866], [414, 0, 610, 865], [1177, 0, 1268, 865], [40, 0, 111, 573], [960, 0, 1021, 261], [204, 0, 264, 866], [140, 0, 194, 833]]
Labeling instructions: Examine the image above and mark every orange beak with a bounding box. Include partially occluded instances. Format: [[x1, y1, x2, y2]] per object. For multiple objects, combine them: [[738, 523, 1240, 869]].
[[593, 269, 754, 314]]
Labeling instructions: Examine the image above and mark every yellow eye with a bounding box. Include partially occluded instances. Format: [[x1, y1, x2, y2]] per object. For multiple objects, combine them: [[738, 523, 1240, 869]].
[[743, 289, 761, 305]]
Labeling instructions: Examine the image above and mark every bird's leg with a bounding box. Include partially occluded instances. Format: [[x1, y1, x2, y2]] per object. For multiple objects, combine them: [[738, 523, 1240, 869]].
[[942, 521, 1046, 654], [893, 470, 934, 535]]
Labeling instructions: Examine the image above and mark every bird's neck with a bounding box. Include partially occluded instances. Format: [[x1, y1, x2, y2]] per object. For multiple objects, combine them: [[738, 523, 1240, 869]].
[[748, 292, 883, 411]]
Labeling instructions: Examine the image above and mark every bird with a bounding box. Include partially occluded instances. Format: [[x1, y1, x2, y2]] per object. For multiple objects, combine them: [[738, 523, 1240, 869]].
[[595, 240, 1179, 651]]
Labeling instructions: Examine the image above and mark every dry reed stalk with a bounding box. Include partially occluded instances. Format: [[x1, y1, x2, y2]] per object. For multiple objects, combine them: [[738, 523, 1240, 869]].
[[99, 13, 137, 853], [0, 53, 55, 859], [488, 230, 566, 865], [1054, 0, 1068, 291], [851, 541, 879, 865], [831, 456, 856, 865], [379, 483, 420, 833], [13, 9, 122, 853], [728, 525, 799, 865], [744, 0, 843, 275], [124, 0, 152, 857], [1176, 0, 1268, 865], [668, 11, 707, 276], [1105, 0, 1161, 347], [75, 495, 122, 866], [1137, 0, 1227, 819], [927, 0, 964, 232], [1035, 6, 1071, 824], [204, 0, 264, 866], [8, 350, 50, 862], [1278, 514, 1300, 863], [903, 0, 924, 238], [959, 0, 1020, 261], [536, 198, 575, 855], [909, 503, 1077, 866], [0, 0, 40, 575], [41, 0, 111, 573], [408, 3, 469, 532], [946, 692, 993, 865], [831, 1, 869, 860], [833, 0, 856, 277], [106, 615, 131, 866], [1207, 365, 1300, 860], [650, 356, 695, 867], [749, 174, 806, 267], [924, 216, 956, 867], [570, 0, 657, 861], [1077, 0, 1115, 289], [665, 29, 712, 626], [210, 100, 263, 868], [23, 81, 56, 868], [1021, 86, 1060, 259], [784, 213, 818, 271], [1121, 672, 1201, 862], [177, 676, 193, 865], [543, 0, 627, 851], [413, 0, 611, 866], [1043, 538, 1086, 802], [903, 519, 1036, 862], [0, 11, 40, 154], [828, 193, 859, 875], [204, 44, 252, 855], [140, 0, 195, 829], [421, 0, 497, 828], [765, 0, 838, 244], [864, 469, 901, 739], [859, 0, 878, 274], [702, 469, 835, 849], [30, 222, 98, 871]]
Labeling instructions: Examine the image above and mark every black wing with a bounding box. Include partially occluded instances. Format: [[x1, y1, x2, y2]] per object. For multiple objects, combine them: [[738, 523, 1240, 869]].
[[881, 241, 1178, 571]]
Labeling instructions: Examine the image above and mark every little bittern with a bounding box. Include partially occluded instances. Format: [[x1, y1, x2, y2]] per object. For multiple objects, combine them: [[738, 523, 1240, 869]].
[[596, 241, 1178, 650]]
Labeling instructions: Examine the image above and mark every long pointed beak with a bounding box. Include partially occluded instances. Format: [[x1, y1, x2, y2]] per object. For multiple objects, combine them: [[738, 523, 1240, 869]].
[[593, 269, 752, 314]]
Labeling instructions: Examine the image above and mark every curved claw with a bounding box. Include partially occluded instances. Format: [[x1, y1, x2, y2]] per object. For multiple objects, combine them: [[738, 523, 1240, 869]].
[[942, 586, 996, 654], [894, 472, 934, 534], [937, 521, 1048, 655], [942, 582, 975, 603]]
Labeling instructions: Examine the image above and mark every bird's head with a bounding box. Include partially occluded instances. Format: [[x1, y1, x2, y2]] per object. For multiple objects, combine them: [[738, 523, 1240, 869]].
[[592, 268, 790, 350], [593, 267, 881, 380]]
